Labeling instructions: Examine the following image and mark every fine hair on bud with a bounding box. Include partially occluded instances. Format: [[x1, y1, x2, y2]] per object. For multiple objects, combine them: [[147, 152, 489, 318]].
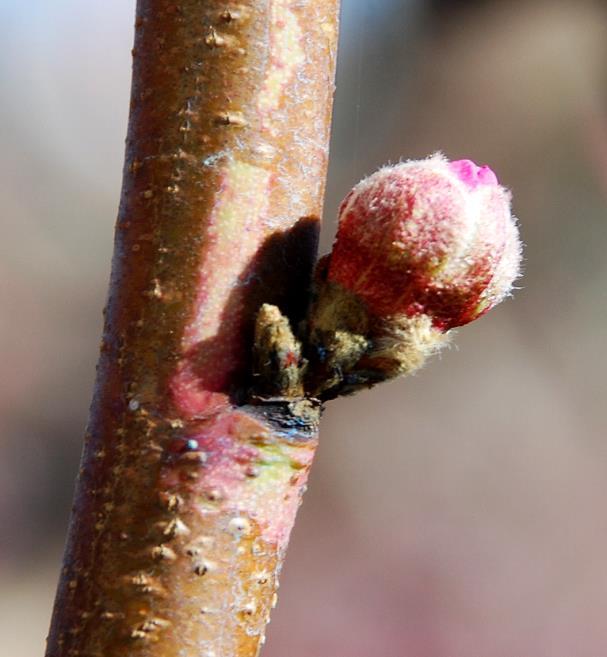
[[305, 154, 522, 398]]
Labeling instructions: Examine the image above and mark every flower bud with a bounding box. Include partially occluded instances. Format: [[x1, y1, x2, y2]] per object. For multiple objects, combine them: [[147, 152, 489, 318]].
[[305, 155, 522, 399], [327, 154, 521, 330]]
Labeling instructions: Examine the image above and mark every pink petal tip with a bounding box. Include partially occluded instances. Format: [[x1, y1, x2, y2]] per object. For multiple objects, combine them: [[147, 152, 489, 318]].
[[449, 159, 498, 189]]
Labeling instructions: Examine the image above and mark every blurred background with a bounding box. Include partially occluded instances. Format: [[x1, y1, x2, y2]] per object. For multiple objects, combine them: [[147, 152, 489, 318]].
[[2, 0, 607, 655]]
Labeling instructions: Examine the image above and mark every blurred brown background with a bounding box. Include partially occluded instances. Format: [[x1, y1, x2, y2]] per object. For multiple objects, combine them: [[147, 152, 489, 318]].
[[2, 1, 607, 655]]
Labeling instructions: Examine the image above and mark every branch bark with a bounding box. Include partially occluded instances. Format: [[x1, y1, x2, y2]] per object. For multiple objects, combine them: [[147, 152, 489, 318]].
[[46, 2, 339, 655]]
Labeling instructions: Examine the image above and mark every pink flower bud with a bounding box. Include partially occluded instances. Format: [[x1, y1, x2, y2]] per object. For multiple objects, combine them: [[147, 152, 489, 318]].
[[327, 154, 521, 330]]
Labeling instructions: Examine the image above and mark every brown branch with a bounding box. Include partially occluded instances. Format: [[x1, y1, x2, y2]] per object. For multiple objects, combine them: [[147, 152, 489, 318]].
[[45, 2, 339, 656]]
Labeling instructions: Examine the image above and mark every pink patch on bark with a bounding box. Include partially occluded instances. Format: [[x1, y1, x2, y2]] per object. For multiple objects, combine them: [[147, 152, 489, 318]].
[[187, 411, 314, 548], [191, 415, 260, 499], [159, 409, 317, 549], [449, 159, 498, 188], [170, 360, 231, 419]]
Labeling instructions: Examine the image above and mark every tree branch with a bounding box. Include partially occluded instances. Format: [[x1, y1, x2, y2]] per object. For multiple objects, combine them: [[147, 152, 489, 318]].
[[46, 2, 340, 655]]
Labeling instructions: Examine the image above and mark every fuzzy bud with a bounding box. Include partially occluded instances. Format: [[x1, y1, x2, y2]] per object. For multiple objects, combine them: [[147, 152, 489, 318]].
[[305, 155, 522, 399], [327, 154, 521, 330]]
